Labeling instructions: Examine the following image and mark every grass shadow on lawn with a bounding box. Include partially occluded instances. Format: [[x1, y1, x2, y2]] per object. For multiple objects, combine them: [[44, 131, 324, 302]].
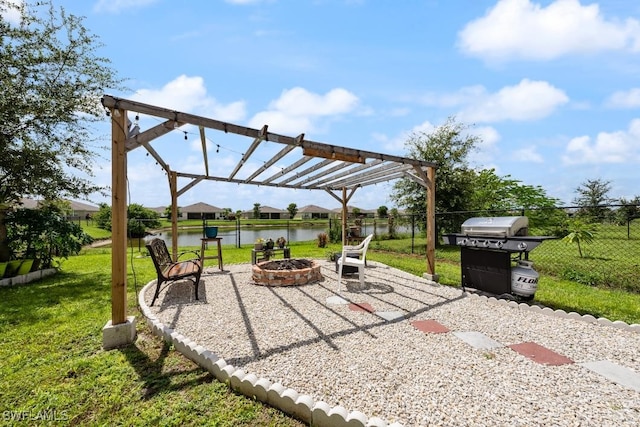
[[118, 328, 215, 400], [0, 270, 112, 327]]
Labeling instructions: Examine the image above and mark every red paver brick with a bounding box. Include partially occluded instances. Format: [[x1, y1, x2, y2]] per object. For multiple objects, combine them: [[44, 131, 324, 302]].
[[411, 319, 450, 334], [509, 342, 574, 366], [349, 302, 374, 312]]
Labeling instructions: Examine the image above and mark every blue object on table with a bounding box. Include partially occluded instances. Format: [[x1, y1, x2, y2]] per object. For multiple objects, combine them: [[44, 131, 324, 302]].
[[204, 226, 218, 238]]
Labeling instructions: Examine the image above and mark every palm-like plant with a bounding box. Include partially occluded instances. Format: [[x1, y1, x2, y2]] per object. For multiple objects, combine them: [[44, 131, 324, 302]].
[[562, 219, 596, 257]]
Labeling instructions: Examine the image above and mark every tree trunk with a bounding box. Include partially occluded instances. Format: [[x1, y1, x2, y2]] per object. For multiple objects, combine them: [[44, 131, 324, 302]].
[[0, 207, 10, 262]]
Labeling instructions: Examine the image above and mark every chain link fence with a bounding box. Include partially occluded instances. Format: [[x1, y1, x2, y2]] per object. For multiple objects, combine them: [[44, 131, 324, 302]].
[[368, 206, 639, 293]]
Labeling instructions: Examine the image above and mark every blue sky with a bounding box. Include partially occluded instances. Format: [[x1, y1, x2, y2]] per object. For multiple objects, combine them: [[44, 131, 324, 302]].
[[9, 0, 640, 211]]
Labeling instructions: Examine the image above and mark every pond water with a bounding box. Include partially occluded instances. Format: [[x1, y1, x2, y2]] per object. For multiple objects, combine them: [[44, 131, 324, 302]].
[[142, 222, 397, 247], [146, 226, 324, 247]]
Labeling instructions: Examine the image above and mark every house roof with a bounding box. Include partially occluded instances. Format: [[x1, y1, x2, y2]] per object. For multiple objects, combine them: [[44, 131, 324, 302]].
[[147, 206, 167, 214], [68, 200, 100, 212], [181, 202, 224, 213], [244, 205, 287, 214], [331, 205, 366, 213], [298, 204, 334, 213], [18, 198, 99, 212]]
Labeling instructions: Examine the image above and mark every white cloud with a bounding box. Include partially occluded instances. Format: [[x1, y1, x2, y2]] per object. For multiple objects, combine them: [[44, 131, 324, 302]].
[[459, 79, 568, 123], [249, 111, 313, 136], [605, 88, 640, 109], [376, 120, 436, 153], [93, 0, 159, 14], [132, 75, 247, 122], [248, 87, 359, 134], [468, 126, 502, 167], [474, 126, 501, 149], [512, 146, 544, 163], [268, 87, 359, 116], [562, 118, 640, 165], [458, 0, 640, 62]]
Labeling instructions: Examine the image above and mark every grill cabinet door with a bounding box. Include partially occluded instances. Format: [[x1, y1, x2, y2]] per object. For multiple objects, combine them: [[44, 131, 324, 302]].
[[461, 247, 511, 295]]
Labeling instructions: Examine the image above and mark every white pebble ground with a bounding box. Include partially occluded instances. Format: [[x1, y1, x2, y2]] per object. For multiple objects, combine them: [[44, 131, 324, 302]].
[[144, 260, 640, 427]]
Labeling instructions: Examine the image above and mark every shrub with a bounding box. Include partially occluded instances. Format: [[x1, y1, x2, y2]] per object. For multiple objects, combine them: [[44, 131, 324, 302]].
[[7, 203, 92, 268], [317, 232, 328, 248]]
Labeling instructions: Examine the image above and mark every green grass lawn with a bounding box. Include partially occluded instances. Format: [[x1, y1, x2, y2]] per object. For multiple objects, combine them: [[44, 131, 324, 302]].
[[2, 236, 638, 426], [0, 247, 305, 426]]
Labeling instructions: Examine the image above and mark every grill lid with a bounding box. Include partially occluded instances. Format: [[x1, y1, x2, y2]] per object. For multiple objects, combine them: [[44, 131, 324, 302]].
[[461, 216, 528, 237]]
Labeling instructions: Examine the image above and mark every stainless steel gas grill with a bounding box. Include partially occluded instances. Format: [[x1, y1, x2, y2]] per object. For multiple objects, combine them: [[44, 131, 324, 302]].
[[443, 216, 553, 299]]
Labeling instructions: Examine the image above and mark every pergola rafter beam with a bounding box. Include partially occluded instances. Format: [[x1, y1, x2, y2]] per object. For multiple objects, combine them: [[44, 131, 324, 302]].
[[304, 159, 385, 188], [275, 158, 336, 187], [329, 171, 408, 189], [321, 163, 412, 188], [293, 161, 353, 187], [243, 144, 298, 183], [260, 156, 314, 184], [228, 125, 268, 180]]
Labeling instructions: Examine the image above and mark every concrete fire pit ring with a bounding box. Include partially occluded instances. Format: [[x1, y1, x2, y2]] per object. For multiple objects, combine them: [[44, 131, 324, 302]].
[[251, 258, 323, 286]]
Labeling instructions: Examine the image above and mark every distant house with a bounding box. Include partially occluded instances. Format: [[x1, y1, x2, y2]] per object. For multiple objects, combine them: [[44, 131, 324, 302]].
[[331, 206, 374, 219], [181, 202, 225, 220], [241, 205, 290, 220], [148, 206, 172, 218], [331, 206, 378, 219], [18, 198, 99, 220], [359, 208, 376, 218], [67, 200, 101, 220], [296, 204, 333, 220]]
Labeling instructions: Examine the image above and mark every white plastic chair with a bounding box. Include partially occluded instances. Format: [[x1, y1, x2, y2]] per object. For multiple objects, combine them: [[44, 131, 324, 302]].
[[337, 234, 373, 291]]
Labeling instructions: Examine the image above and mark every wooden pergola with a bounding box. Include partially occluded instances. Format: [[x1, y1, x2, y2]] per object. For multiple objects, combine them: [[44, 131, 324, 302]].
[[100, 95, 438, 332]]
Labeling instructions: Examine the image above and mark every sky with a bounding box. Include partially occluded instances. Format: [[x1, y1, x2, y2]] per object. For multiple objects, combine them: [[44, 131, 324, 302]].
[[7, 0, 640, 211]]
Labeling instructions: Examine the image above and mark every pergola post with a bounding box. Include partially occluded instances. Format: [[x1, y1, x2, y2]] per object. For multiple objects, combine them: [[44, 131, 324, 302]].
[[423, 166, 439, 282], [102, 107, 137, 349], [169, 170, 179, 260], [341, 187, 347, 245]]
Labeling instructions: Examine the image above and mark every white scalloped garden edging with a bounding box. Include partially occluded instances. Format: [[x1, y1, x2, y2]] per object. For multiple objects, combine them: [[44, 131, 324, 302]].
[[0, 268, 57, 287], [476, 293, 640, 334], [138, 280, 404, 427]]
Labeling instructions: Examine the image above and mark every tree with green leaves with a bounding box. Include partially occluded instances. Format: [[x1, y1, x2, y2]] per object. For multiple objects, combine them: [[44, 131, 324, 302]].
[[470, 168, 562, 228], [0, 0, 124, 261], [252, 203, 261, 219], [163, 205, 182, 221], [6, 201, 92, 268], [615, 196, 640, 226], [377, 206, 388, 218], [93, 203, 160, 237], [127, 204, 161, 238], [391, 117, 479, 236], [287, 203, 298, 219], [573, 179, 613, 222]]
